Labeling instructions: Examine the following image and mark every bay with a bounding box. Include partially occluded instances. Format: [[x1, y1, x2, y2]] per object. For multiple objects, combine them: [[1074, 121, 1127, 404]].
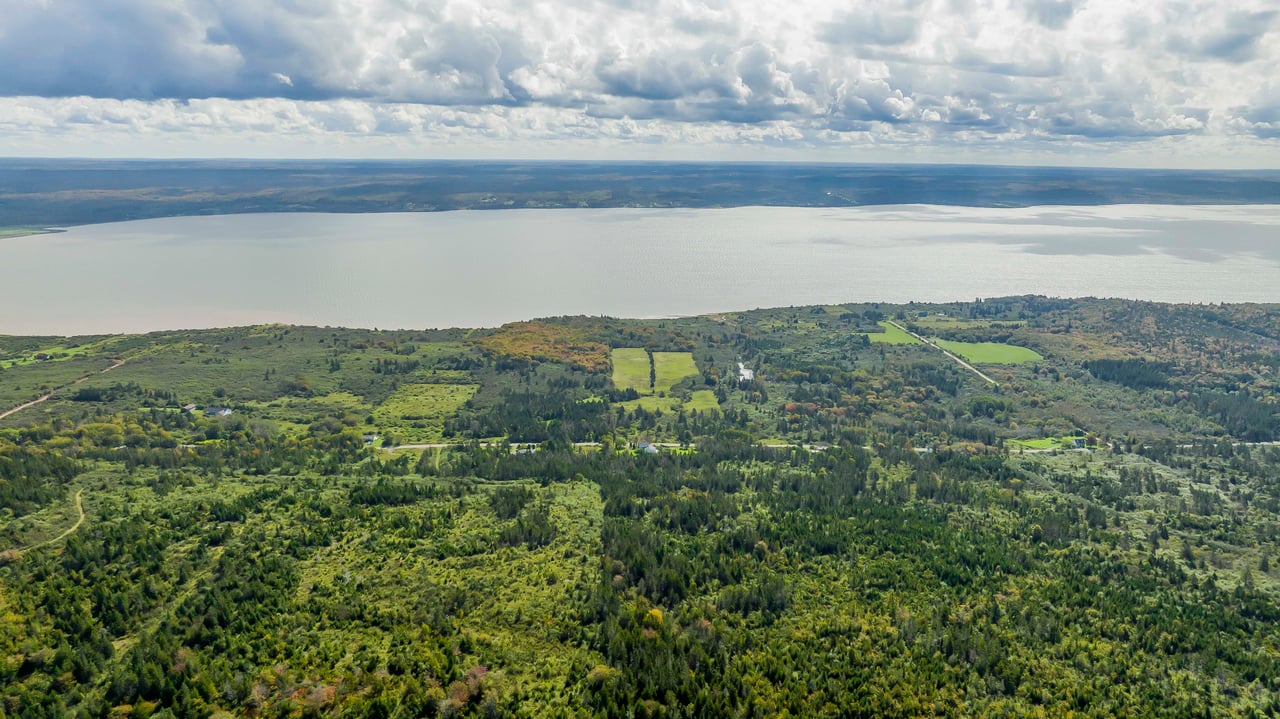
[[3, 204, 1280, 335]]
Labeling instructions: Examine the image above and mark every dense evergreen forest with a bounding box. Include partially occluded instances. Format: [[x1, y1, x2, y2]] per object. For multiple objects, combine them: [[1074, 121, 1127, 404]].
[[5, 297, 1280, 716]]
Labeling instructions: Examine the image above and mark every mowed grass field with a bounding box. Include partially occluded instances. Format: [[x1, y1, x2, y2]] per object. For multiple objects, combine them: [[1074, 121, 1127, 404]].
[[611, 349, 702, 394], [611, 348, 654, 394], [1009, 435, 1087, 450], [653, 352, 699, 391], [373, 382, 479, 442], [932, 338, 1043, 364], [612, 350, 717, 413], [685, 389, 721, 413], [865, 321, 922, 345]]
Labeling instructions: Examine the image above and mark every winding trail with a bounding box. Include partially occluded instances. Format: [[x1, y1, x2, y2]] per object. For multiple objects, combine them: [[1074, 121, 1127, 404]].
[[887, 320, 998, 386], [0, 358, 127, 421], [19, 490, 85, 553]]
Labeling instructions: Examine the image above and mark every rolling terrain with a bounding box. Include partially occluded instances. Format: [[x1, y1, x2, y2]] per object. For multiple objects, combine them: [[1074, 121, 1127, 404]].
[[4, 297, 1280, 716]]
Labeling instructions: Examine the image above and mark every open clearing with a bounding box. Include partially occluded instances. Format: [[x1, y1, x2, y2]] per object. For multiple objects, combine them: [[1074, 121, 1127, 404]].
[[911, 315, 1024, 331], [931, 338, 1043, 364], [864, 321, 923, 345], [653, 352, 700, 391], [372, 383, 479, 442], [620, 389, 720, 415], [1010, 435, 1087, 450], [685, 389, 721, 413], [612, 349, 702, 394], [611, 348, 653, 394], [619, 396, 681, 412], [613, 350, 714, 413], [0, 339, 111, 369]]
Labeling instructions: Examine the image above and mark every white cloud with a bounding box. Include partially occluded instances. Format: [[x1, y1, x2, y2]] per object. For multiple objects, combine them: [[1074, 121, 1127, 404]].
[[0, 0, 1276, 163]]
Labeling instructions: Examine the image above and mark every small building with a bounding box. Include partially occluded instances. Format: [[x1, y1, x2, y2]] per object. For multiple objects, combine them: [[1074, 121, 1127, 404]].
[[204, 407, 232, 417], [182, 403, 197, 412], [362, 433, 379, 445]]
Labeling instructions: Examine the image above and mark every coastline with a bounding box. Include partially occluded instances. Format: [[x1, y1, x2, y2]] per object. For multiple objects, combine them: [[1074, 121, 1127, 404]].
[[0, 227, 64, 239]]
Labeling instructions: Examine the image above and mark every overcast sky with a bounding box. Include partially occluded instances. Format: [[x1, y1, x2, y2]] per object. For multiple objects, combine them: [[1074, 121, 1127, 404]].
[[1, 0, 1278, 166]]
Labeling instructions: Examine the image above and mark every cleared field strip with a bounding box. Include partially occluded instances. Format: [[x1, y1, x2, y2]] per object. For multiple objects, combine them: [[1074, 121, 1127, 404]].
[[864, 321, 923, 344], [611, 348, 654, 394], [652, 352, 700, 391], [886, 321, 998, 385], [931, 338, 1043, 364], [611, 349, 718, 413]]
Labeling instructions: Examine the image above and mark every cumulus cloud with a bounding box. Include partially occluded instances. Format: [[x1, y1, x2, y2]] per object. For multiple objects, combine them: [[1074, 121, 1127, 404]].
[[0, 0, 1277, 161]]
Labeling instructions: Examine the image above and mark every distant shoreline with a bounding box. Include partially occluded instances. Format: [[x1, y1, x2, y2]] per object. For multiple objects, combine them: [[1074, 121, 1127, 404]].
[[2, 160, 1279, 228], [0, 227, 65, 239]]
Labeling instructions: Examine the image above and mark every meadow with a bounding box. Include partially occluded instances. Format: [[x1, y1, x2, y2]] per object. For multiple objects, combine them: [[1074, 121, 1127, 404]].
[[651, 352, 699, 391], [371, 383, 479, 443], [610, 348, 653, 394], [863, 321, 922, 344], [931, 337, 1043, 364]]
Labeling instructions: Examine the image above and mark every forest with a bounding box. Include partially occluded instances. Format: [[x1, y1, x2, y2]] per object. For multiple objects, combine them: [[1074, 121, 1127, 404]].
[[4, 296, 1280, 717]]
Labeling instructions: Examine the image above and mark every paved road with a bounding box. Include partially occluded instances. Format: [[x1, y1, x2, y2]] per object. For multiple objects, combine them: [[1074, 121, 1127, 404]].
[[887, 320, 998, 385]]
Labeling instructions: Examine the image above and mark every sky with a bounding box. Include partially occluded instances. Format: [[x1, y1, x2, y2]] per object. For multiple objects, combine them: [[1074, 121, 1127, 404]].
[[1, 0, 1278, 167]]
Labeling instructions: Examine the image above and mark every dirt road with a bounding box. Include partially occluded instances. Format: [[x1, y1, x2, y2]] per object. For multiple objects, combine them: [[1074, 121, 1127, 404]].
[[886, 320, 998, 385], [19, 490, 86, 553], [0, 358, 127, 421]]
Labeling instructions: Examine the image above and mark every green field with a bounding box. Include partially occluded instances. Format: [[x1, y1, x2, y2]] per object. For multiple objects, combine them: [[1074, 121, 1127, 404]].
[[864, 321, 922, 345], [372, 383, 479, 442], [1009, 435, 1087, 450], [0, 227, 57, 239], [0, 340, 111, 369], [618, 395, 681, 412], [685, 389, 721, 413], [653, 352, 700, 390], [932, 338, 1043, 364], [613, 350, 712, 414], [612, 349, 702, 395], [621, 389, 721, 415], [611, 348, 654, 394]]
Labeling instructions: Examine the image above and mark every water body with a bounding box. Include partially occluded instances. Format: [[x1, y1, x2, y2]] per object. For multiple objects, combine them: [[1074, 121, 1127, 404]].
[[3, 205, 1280, 335]]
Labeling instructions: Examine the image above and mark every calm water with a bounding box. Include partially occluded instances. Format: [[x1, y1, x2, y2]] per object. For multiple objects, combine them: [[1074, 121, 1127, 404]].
[[3, 205, 1280, 335]]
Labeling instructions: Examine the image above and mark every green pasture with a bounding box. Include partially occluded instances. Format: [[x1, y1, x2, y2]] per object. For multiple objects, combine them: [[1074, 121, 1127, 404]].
[[685, 389, 721, 413], [864, 321, 922, 345], [932, 338, 1043, 364], [612, 349, 702, 395], [1009, 435, 1087, 450], [618, 396, 681, 413], [653, 352, 700, 391], [611, 348, 653, 394]]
